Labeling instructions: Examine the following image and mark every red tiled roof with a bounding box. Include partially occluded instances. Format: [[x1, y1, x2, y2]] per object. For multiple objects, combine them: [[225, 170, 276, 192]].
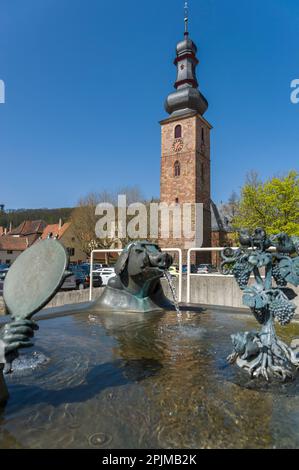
[[26, 234, 41, 247], [41, 222, 71, 240], [0, 236, 29, 251], [9, 220, 46, 236]]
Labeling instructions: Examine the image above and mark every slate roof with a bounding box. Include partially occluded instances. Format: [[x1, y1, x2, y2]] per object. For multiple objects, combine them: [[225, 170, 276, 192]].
[[210, 201, 233, 232]]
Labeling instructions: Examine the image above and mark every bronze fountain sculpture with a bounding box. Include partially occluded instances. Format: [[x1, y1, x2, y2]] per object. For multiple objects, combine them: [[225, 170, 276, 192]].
[[221, 228, 299, 381], [92, 241, 173, 313], [0, 239, 174, 405]]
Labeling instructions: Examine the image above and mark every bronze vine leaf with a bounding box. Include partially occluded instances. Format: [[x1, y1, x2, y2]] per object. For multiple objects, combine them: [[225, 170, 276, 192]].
[[242, 287, 268, 309], [279, 257, 299, 287]]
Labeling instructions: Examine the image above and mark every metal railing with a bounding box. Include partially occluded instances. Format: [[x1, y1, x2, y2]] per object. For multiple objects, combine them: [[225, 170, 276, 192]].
[[186, 247, 238, 303], [89, 247, 183, 302]]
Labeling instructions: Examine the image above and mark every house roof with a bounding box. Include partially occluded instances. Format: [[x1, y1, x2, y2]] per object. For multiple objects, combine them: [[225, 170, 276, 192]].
[[0, 236, 29, 251], [41, 222, 71, 240], [9, 220, 46, 236]]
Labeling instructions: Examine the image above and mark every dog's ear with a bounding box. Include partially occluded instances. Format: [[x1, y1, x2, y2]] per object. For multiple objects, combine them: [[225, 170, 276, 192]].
[[115, 244, 133, 275]]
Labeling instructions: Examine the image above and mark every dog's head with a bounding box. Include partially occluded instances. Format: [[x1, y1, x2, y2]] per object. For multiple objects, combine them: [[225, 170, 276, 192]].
[[115, 241, 173, 283]]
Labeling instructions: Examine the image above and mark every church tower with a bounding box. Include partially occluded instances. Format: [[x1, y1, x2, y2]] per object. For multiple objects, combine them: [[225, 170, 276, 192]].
[[160, 3, 212, 260]]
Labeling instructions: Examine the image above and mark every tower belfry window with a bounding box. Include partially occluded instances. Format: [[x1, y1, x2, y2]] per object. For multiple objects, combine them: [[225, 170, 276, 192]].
[[175, 125, 182, 139], [201, 127, 205, 144]]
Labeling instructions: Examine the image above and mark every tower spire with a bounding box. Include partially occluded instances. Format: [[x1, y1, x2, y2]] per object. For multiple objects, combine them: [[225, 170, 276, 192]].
[[184, 1, 189, 36], [164, 1, 208, 117]]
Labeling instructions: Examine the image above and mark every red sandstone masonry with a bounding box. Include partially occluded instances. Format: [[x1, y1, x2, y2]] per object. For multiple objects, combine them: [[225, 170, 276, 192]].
[[160, 113, 212, 263]]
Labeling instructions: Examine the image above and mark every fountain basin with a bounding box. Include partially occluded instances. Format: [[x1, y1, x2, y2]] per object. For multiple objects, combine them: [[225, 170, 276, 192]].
[[1, 306, 299, 449]]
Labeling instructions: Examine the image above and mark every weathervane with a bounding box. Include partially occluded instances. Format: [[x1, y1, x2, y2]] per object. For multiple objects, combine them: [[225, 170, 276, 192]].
[[184, 1, 189, 35]]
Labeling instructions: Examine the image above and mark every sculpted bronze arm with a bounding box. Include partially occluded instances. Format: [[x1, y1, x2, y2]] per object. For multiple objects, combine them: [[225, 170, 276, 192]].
[[0, 319, 39, 373]]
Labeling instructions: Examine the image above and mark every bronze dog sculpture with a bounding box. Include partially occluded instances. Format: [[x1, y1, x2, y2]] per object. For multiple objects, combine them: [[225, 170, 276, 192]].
[[92, 241, 174, 313]]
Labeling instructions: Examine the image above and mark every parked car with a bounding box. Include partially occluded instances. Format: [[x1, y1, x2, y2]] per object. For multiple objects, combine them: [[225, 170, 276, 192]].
[[68, 266, 88, 290], [94, 263, 109, 270], [197, 264, 216, 274], [94, 267, 115, 286], [87, 271, 103, 288], [182, 264, 197, 274], [68, 265, 103, 289], [79, 264, 104, 288], [60, 274, 77, 291]]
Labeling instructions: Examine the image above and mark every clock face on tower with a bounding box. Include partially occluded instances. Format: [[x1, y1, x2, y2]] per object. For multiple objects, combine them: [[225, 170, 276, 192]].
[[172, 139, 184, 153]]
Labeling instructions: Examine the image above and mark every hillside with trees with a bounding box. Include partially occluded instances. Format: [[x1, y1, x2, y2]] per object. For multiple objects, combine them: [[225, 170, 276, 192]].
[[0, 207, 74, 229]]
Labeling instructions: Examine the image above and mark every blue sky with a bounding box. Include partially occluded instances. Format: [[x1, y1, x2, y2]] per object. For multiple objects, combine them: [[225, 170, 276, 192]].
[[0, 0, 298, 209]]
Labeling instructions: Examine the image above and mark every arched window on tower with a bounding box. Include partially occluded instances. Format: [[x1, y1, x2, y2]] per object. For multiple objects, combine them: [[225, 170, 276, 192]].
[[174, 161, 181, 177], [174, 125, 182, 139], [201, 127, 205, 144]]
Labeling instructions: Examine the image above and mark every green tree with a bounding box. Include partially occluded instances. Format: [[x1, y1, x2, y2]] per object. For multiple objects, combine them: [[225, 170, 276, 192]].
[[233, 171, 299, 235]]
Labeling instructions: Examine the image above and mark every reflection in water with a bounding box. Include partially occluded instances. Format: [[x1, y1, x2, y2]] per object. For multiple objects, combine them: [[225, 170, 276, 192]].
[[0, 309, 299, 449]]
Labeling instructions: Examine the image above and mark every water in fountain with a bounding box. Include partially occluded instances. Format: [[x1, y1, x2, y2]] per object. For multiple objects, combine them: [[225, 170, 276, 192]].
[[2, 309, 299, 449], [164, 270, 182, 318]]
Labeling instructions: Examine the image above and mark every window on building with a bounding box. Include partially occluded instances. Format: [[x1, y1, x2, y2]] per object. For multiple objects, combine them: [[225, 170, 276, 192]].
[[175, 198, 179, 205], [201, 127, 205, 144], [7, 250, 13, 254], [6, 260, 10, 265], [174, 125, 182, 139], [174, 161, 181, 177]]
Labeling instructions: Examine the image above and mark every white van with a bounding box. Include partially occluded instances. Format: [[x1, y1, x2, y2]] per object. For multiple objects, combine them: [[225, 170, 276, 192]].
[[95, 267, 115, 286]]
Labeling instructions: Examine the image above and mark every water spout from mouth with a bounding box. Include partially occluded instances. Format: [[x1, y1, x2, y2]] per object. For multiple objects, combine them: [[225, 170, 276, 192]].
[[164, 271, 182, 319]]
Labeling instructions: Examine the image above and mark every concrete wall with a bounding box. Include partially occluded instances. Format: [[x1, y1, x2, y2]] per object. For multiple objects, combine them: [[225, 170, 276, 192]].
[[45, 287, 104, 309], [1, 275, 299, 316], [161, 275, 299, 311], [0, 287, 105, 316]]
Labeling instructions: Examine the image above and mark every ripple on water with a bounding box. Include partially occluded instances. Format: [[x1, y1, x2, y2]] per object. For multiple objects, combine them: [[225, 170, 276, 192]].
[[88, 432, 112, 448], [8, 352, 50, 376]]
